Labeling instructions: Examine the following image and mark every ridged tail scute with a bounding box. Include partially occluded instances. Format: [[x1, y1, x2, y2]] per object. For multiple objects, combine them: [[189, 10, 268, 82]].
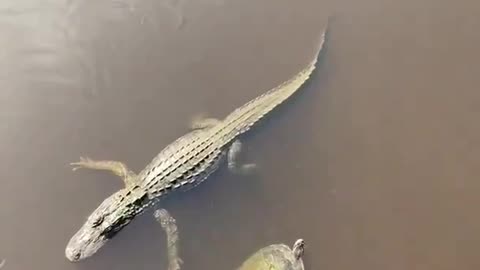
[[219, 23, 329, 139]]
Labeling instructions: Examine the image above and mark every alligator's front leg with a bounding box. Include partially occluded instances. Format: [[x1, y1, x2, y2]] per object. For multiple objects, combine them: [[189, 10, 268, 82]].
[[70, 157, 137, 188], [190, 114, 221, 130], [154, 209, 183, 270], [228, 140, 257, 175]]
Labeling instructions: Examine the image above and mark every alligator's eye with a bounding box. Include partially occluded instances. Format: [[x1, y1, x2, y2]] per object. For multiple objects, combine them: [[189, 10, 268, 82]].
[[92, 216, 104, 227]]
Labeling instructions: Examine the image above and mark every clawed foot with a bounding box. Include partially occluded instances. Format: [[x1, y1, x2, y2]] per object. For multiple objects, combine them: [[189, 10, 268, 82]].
[[227, 140, 258, 175], [69, 156, 138, 188], [190, 113, 221, 130], [70, 157, 95, 171], [233, 163, 257, 175]]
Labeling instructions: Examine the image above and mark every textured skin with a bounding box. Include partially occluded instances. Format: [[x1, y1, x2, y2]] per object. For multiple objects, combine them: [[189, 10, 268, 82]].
[[154, 209, 182, 270], [65, 25, 327, 262], [236, 244, 304, 270], [152, 209, 304, 270], [137, 28, 326, 201]]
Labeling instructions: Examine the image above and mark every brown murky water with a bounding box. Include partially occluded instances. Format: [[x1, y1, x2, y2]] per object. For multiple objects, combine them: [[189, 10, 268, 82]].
[[1, 0, 480, 269]]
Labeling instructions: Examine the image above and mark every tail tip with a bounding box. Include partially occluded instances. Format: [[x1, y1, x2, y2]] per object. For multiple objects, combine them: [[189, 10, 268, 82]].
[[312, 17, 331, 62]]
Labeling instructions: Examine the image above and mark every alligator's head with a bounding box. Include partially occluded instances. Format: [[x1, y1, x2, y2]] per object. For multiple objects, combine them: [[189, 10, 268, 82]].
[[65, 190, 148, 262]]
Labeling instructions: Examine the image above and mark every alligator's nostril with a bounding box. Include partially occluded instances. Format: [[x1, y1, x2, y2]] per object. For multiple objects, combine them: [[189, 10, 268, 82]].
[[65, 246, 82, 262]]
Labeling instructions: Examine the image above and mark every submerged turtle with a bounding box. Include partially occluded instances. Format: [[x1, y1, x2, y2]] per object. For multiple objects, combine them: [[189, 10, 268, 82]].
[[154, 209, 306, 270], [236, 239, 305, 270]]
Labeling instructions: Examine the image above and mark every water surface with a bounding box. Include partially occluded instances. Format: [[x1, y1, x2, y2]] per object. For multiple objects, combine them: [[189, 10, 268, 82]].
[[1, 0, 480, 269]]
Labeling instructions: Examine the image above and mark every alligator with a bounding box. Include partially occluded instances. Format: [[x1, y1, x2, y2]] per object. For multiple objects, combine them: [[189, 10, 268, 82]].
[[65, 23, 328, 262]]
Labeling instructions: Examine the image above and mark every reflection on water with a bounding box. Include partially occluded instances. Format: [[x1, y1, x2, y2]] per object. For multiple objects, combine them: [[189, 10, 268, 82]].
[[1, 0, 480, 269], [0, 0, 186, 96]]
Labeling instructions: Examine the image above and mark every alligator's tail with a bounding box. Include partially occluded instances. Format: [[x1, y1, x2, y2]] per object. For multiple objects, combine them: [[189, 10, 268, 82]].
[[221, 21, 329, 138]]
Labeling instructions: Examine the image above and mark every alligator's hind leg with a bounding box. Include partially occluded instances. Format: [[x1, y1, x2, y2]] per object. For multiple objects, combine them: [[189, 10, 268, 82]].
[[228, 140, 257, 175], [190, 114, 221, 130], [70, 157, 137, 188], [154, 209, 183, 270]]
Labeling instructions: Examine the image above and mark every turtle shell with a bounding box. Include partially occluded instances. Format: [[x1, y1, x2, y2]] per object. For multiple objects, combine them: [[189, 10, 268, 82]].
[[236, 243, 304, 270]]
